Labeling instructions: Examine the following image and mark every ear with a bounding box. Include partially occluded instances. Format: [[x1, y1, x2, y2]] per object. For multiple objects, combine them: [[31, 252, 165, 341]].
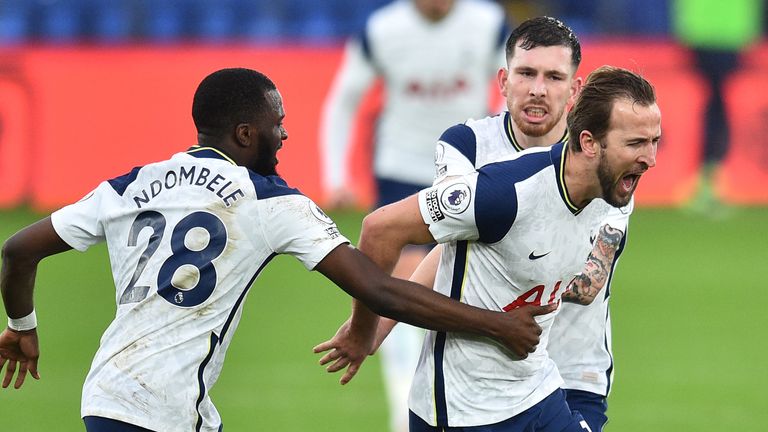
[[579, 130, 600, 158], [235, 123, 252, 148], [568, 75, 583, 108], [497, 67, 509, 98]]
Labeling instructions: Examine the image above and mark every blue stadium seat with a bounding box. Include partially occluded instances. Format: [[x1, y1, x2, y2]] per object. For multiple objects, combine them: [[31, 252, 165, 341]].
[[191, 0, 237, 42], [140, 0, 188, 42], [238, 0, 288, 42], [0, 0, 33, 44], [37, 0, 86, 42], [88, 0, 135, 42]]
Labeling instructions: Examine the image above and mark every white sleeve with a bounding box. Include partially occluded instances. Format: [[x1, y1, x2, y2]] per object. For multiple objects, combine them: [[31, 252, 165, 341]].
[[319, 38, 378, 191], [257, 195, 350, 270], [418, 175, 479, 243], [602, 196, 634, 233], [434, 141, 478, 185], [50, 183, 110, 251]]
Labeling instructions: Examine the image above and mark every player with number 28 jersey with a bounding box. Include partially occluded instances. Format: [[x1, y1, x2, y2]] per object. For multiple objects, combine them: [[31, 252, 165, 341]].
[[51, 146, 349, 432]]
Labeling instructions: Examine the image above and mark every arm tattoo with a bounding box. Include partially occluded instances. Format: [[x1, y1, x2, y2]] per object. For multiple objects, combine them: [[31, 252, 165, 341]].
[[562, 224, 623, 305]]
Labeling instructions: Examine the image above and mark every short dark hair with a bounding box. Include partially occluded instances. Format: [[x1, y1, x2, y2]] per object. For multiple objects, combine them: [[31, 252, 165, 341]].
[[567, 66, 657, 151], [192, 68, 277, 137], [505, 16, 581, 70]]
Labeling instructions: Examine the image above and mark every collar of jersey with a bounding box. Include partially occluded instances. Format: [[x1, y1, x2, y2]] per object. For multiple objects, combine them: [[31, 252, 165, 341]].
[[186, 145, 237, 165], [504, 112, 569, 152], [550, 142, 583, 215]]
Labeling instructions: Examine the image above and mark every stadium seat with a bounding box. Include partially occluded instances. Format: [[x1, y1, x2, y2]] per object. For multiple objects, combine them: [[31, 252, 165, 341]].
[[0, 0, 33, 44], [191, 0, 237, 42], [38, 0, 86, 42], [239, 0, 287, 42], [88, 0, 134, 42], [140, 0, 187, 42]]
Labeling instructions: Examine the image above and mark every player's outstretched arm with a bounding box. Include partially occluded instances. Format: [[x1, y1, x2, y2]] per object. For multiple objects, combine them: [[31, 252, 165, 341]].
[[1, 217, 72, 389], [314, 243, 557, 382], [312, 244, 443, 384], [314, 196, 558, 382], [562, 224, 624, 305], [371, 244, 443, 354]]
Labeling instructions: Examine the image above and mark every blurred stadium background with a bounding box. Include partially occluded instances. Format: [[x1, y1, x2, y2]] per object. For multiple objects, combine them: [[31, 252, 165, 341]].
[[0, 1, 767, 431]]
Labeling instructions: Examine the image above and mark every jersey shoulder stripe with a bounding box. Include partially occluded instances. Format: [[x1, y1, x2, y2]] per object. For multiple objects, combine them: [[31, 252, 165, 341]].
[[475, 149, 552, 243], [108, 166, 144, 196], [440, 124, 477, 166], [107, 146, 236, 196], [248, 172, 302, 199]]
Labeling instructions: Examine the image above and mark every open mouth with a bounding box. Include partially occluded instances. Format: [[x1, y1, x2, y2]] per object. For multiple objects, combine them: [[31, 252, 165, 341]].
[[523, 107, 547, 121], [620, 174, 640, 193]]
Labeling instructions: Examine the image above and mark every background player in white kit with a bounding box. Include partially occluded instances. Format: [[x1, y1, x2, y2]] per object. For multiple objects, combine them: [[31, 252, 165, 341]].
[[321, 16, 634, 432], [0, 68, 556, 432], [319, 1, 508, 429], [317, 66, 660, 430]]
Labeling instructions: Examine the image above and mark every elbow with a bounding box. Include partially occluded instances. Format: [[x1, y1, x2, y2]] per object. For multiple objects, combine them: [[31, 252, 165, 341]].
[[1, 234, 23, 264], [359, 211, 390, 252], [1, 232, 40, 267]]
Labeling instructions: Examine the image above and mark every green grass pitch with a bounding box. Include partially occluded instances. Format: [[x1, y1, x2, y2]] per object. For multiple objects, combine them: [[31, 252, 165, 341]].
[[1, 206, 766, 431]]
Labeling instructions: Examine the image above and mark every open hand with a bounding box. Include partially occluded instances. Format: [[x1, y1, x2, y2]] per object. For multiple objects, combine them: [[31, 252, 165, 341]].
[[0, 327, 40, 389], [313, 318, 375, 385]]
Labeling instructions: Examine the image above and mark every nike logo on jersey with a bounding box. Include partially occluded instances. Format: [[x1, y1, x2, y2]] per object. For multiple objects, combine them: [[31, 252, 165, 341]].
[[528, 251, 550, 260]]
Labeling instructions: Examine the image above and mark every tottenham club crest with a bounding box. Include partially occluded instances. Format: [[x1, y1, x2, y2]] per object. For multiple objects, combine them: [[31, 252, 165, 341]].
[[440, 182, 471, 214], [310, 202, 334, 224]]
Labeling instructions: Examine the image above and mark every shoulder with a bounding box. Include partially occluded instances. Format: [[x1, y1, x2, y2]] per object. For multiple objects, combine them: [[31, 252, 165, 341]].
[[439, 124, 477, 158], [441, 115, 502, 149], [107, 165, 145, 196], [465, 114, 505, 144], [248, 172, 303, 200], [479, 146, 554, 184]]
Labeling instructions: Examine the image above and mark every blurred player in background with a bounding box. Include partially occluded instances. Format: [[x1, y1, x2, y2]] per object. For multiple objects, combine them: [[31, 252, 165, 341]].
[[319, 1, 508, 429], [317, 65, 660, 431], [0, 68, 552, 432], [671, 0, 763, 211], [321, 17, 635, 432]]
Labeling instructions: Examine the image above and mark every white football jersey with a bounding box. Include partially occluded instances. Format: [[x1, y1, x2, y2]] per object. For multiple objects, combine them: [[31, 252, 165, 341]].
[[434, 114, 631, 397], [547, 202, 631, 397], [50, 147, 349, 432], [320, 0, 507, 189], [412, 143, 614, 427]]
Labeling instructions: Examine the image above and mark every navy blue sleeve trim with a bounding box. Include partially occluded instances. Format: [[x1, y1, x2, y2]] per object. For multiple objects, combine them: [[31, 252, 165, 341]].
[[475, 151, 552, 243], [107, 166, 143, 196], [440, 124, 477, 166], [249, 172, 303, 199]]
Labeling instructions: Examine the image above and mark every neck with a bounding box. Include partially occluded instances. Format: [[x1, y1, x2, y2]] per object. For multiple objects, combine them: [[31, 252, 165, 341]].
[[562, 147, 600, 209], [196, 134, 241, 165], [512, 117, 569, 150]]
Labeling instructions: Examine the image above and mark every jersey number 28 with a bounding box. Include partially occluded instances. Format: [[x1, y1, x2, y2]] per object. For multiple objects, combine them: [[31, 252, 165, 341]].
[[119, 210, 227, 307]]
